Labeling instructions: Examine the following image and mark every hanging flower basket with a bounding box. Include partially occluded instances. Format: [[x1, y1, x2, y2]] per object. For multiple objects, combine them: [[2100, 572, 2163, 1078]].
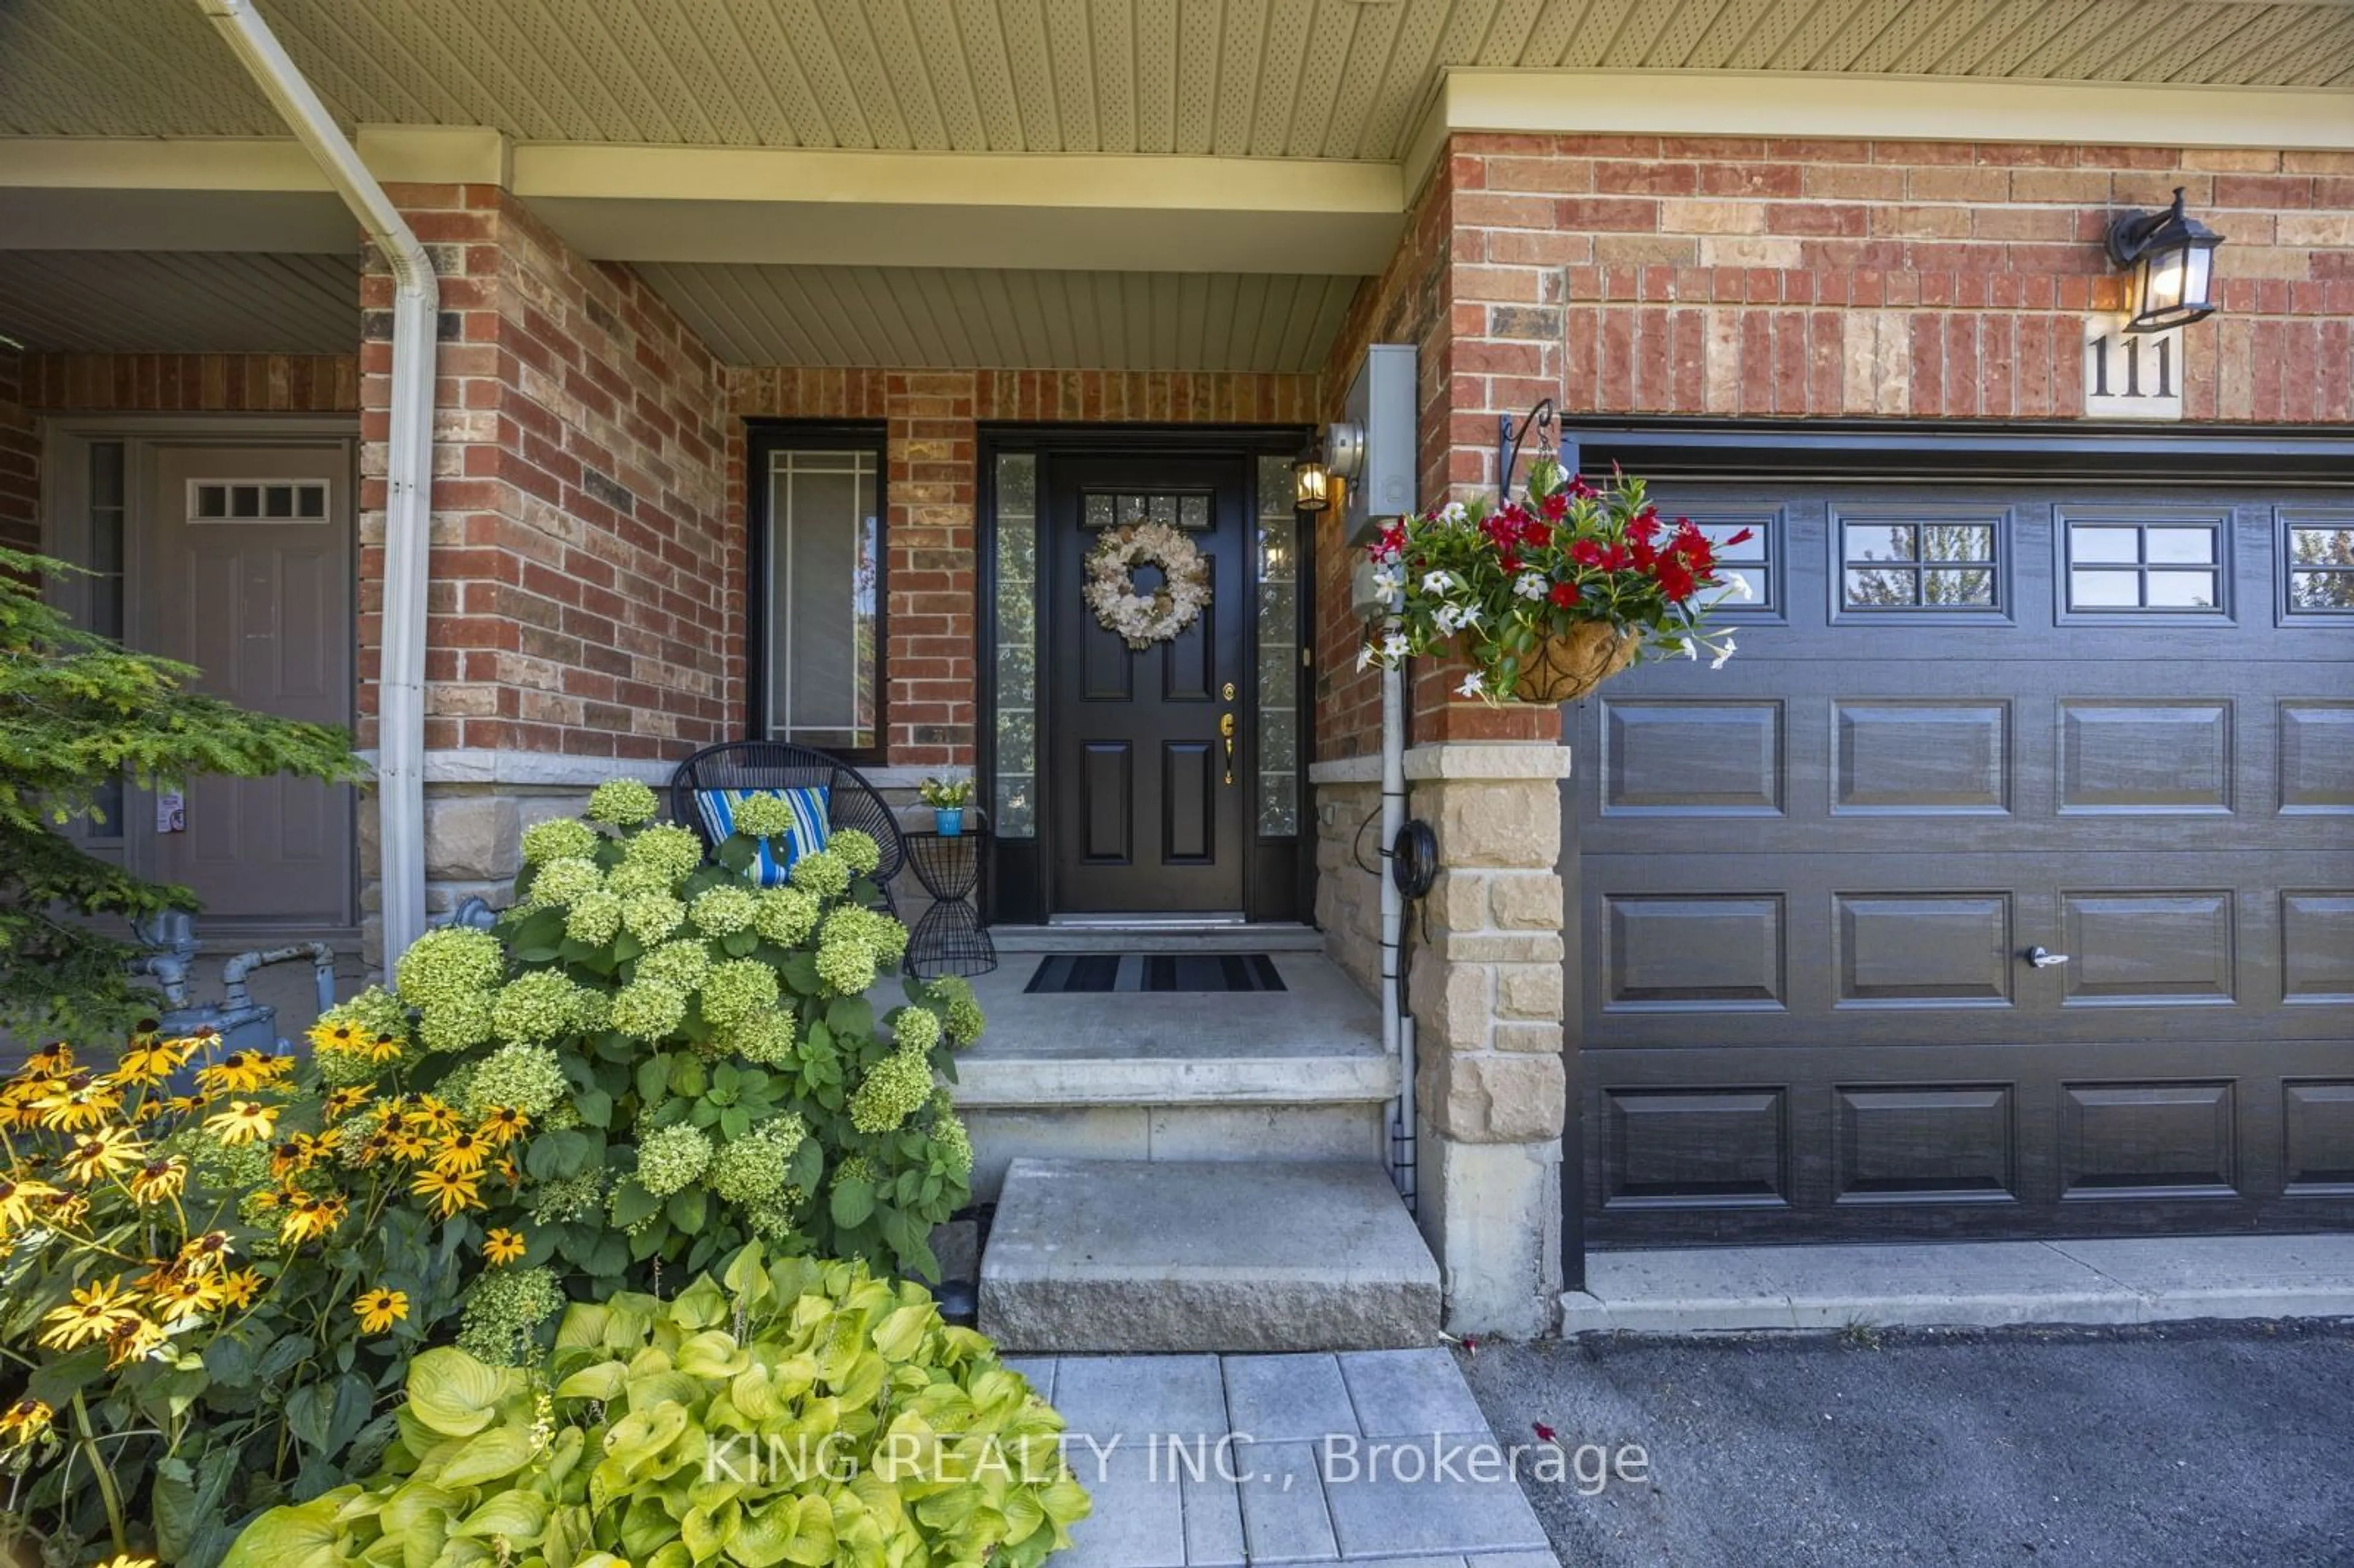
[[1358, 462, 1749, 704]]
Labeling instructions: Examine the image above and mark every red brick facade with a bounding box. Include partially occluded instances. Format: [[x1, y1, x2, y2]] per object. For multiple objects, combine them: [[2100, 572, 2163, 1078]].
[[726, 368, 1320, 769], [19, 353, 360, 414], [360, 185, 734, 763]]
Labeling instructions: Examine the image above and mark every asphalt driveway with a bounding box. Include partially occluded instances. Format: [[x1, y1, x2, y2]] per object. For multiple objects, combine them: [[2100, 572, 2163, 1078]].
[[1461, 1320, 2354, 1568]]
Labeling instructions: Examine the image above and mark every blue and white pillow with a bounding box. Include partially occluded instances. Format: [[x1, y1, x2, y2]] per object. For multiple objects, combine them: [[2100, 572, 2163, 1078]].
[[695, 786, 831, 887]]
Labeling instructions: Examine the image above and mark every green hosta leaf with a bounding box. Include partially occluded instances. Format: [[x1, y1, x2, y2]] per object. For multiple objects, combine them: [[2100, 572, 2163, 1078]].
[[454, 1490, 552, 1542], [554, 1360, 631, 1401], [870, 1304, 931, 1364], [438, 1425, 538, 1489], [221, 1493, 351, 1568], [677, 1329, 750, 1380], [406, 1347, 527, 1438]]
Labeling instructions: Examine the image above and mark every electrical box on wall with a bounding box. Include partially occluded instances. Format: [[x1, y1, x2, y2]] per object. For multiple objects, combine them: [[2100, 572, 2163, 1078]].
[[1343, 343, 1416, 544]]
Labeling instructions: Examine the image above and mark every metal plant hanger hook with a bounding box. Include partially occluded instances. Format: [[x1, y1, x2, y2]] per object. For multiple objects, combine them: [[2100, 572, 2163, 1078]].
[[1496, 397, 1558, 500]]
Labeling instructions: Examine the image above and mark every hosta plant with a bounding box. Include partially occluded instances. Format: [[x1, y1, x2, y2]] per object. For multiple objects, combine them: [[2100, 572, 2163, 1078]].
[[224, 1249, 1091, 1568], [1359, 460, 1748, 703]]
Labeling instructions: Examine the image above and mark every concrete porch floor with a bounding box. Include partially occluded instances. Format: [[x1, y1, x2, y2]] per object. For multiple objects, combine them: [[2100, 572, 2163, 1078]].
[[1564, 1233, 2354, 1334]]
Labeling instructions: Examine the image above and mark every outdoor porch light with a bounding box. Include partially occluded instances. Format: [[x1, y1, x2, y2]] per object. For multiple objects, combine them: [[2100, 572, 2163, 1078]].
[[1292, 444, 1331, 512], [2106, 188, 2224, 333]]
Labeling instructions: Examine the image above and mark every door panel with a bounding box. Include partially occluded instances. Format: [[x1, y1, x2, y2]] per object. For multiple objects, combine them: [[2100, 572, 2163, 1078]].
[[1576, 484, 2354, 1244], [145, 445, 354, 928], [1047, 455, 1249, 914]]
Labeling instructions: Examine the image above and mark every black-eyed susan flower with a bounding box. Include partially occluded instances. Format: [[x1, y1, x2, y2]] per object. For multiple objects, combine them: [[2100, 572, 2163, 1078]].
[[482, 1227, 527, 1266], [34, 1075, 121, 1132], [430, 1130, 488, 1177], [217, 1268, 263, 1309], [61, 1127, 145, 1184], [412, 1095, 460, 1135], [270, 1132, 323, 1181], [0, 1177, 64, 1232], [177, 1230, 235, 1273], [387, 1127, 432, 1163], [39, 1278, 144, 1350], [115, 1037, 191, 1086], [352, 1287, 408, 1334], [127, 1157, 187, 1205], [196, 1052, 275, 1095], [91, 1555, 158, 1568], [105, 1315, 170, 1368], [306, 1017, 364, 1055], [0, 1398, 52, 1449], [276, 1193, 348, 1247], [145, 1271, 224, 1326], [204, 1100, 278, 1146], [409, 1167, 482, 1218], [477, 1105, 530, 1146], [23, 1043, 74, 1076], [363, 1032, 405, 1065], [322, 1086, 371, 1122]]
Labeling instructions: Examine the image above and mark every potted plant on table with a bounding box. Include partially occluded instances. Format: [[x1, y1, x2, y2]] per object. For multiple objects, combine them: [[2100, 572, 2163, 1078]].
[[919, 773, 975, 837], [1359, 459, 1750, 703]]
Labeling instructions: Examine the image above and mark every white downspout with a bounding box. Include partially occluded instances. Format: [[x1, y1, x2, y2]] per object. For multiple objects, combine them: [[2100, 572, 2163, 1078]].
[[196, 0, 435, 964], [1381, 649, 1415, 1212]]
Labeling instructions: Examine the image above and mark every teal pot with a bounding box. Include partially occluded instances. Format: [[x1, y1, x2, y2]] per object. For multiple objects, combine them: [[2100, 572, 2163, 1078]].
[[934, 807, 965, 836]]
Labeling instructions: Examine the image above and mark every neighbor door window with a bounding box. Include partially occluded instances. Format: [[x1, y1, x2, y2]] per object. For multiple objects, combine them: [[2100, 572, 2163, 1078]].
[[763, 438, 883, 757]]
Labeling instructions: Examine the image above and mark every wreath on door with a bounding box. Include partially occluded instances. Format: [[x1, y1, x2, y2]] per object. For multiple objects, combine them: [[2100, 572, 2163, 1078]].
[[1083, 520, 1211, 649]]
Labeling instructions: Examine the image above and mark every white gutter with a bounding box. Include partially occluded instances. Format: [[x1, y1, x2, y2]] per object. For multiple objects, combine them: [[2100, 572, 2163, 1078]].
[[195, 0, 435, 964]]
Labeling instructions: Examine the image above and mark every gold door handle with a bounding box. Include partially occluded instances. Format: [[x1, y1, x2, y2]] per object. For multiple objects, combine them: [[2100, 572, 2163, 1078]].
[[1220, 712, 1235, 784]]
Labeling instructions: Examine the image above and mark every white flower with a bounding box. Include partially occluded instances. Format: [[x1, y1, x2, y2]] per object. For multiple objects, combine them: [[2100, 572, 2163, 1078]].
[[1457, 671, 1485, 698], [1678, 636, 1699, 661], [1710, 636, 1738, 670], [1460, 603, 1485, 628], [1381, 631, 1409, 660], [1356, 644, 1377, 671], [1421, 569, 1454, 595], [1712, 573, 1754, 603], [1433, 604, 1463, 633], [1514, 572, 1548, 601], [1437, 501, 1468, 527], [1371, 568, 1403, 598]]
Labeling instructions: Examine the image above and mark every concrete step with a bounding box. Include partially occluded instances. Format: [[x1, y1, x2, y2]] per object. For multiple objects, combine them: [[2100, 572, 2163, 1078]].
[[988, 923, 1326, 953], [979, 1157, 1441, 1354]]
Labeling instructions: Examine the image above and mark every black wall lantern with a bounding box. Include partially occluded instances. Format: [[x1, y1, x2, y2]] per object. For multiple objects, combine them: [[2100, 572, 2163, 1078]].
[[2105, 187, 2225, 333]]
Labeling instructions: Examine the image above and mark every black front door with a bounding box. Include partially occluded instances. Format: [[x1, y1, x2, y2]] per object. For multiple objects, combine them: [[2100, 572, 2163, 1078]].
[[1046, 453, 1249, 914]]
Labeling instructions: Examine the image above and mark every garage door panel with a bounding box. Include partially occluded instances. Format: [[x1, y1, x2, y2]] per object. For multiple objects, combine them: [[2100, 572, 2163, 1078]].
[[1577, 482, 2351, 1245]]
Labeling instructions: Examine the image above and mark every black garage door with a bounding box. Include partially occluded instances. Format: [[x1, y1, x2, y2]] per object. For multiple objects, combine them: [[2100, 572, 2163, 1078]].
[[1572, 481, 2354, 1244]]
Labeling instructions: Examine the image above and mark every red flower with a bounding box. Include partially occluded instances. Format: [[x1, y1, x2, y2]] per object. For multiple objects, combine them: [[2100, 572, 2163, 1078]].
[[1631, 539, 1657, 572], [1566, 474, 1598, 500], [1499, 550, 1522, 575], [1630, 505, 1662, 543], [1602, 542, 1633, 572], [1724, 527, 1756, 547], [1548, 581, 1580, 608], [1656, 558, 1696, 600], [1368, 522, 1407, 561], [1540, 491, 1569, 521], [1570, 538, 1605, 568], [1518, 513, 1551, 547]]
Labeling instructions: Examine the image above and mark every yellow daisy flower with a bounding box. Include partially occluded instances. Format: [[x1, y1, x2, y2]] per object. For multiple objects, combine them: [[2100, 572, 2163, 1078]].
[[0, 1398, 53, 1449], [105, 1315, 171, 1369], [204, 1100, 278, 1146], [482, 1227, 527, 1266], [145, 1271, 224, 1326], [386, 1127, 432, 1164], [270, 1132, 324, 1181], [277, 1193, 349, 1247], [430, 1130, 488, 1177], [412, 1096, 460, 1134], [177, 1230, 235, 1273], [39, 1279, 143, 1350], [115, 1037, 191, 1086], [92, 1555, 158, 1568], [322, 1086, 372, 1122], [352, 1287, 408, 1334], [363, 1033, 405, 1064], [305, 1018, 364, 1055], [61, 1127, 146, 1184], [0, 1178, 64, 1232], [195, 1051, 272, 1094], [34, 1074, 122, 1132], [22, 1043, 74, 1076], [478, 1106, 531, 1146], [218, 1268, 264, 1309], [127, 1157, 188, 1205], [409, 1167, 482, 1218]]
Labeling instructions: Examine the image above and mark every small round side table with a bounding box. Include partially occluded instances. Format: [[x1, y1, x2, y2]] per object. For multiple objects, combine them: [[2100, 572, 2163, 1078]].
[[903, 826, 997, 978]]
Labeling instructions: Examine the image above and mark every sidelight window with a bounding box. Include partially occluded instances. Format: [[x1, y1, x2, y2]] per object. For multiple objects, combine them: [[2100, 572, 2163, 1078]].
[[992, 453, 1040, 837], [1255, 454, 1301, 837]]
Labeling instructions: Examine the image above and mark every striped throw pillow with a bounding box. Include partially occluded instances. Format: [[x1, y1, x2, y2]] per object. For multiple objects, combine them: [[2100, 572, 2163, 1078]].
[[694, 786, 832, 886]]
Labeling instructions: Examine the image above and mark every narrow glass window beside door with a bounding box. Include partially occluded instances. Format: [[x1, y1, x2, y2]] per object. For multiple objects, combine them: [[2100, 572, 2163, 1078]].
[[766, 447, 880, 753], [1255, 454, 1301, 837], [992, 453, 1040, 837]]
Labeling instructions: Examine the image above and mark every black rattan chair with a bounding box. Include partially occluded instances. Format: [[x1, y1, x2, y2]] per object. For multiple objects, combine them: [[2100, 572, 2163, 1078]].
[[668, 740, 907, 916]]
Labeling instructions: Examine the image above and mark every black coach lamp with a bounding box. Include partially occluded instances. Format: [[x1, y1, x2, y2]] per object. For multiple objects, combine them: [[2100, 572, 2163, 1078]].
[[1291, 441, 1331, 512], [2105, 188, 2225, 333]]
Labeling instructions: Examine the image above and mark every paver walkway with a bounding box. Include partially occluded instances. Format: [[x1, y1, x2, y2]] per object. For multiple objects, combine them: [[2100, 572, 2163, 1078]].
[[1010, 1348, 1553, 1567]]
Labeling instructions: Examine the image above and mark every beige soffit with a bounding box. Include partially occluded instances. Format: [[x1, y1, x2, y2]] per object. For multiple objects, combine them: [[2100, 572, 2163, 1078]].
[[1406, 67, 2354, 191], [0, 249, 361, 354], [634, 263, 1358, 370], [4, 0, 2350, 151]]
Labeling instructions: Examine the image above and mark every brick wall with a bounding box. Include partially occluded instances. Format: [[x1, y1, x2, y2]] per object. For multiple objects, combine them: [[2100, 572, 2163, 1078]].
[[726, 367, 1320, 769], [361, 185, 734, 763], [0, 349, 36, 554]]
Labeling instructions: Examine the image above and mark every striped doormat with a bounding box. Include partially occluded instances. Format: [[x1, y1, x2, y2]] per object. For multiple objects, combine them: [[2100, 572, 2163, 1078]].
[[1022, 953, 1287, 994]]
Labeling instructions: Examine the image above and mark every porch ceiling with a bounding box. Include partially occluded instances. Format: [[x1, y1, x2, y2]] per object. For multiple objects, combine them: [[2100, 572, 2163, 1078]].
[[4, 1, 2349, 151], [0, 250, 362, 355], [634, 264, 1358, 371]]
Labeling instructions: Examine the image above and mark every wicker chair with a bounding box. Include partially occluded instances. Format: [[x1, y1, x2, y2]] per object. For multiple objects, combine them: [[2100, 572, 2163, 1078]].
[[667, 740, 907, 916]]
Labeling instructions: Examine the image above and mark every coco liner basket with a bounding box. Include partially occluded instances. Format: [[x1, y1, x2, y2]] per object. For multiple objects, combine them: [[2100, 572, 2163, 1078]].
[[1515, 619, 1640, 703]]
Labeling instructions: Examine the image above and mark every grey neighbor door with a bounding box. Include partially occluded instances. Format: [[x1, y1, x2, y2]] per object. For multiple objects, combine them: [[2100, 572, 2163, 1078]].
[[142, 444, 355, 929], [1575, 483, 2354, 1243]]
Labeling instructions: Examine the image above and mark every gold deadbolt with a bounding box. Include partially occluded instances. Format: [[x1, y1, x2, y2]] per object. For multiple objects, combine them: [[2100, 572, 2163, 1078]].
[[1222, 681, 1236, 699]]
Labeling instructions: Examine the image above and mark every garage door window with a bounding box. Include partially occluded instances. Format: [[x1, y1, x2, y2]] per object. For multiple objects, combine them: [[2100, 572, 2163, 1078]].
[[1842, 519, 1999, 610], [2284, 519, 2354, 614], [2065, 519, 2224, 612]]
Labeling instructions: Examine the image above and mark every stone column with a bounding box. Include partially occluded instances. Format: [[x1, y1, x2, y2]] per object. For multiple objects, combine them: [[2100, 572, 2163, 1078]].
[[1403, 741, 1569, 1338]]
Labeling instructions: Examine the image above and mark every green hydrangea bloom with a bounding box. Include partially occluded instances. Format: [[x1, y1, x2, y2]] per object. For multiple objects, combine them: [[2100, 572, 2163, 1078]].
[[620, 892, 686, 948], [465, 1041, 569, 1119], [690, 884, 758, 936], [788, 850, 850, 901], [418, 993, 495, 1054], [723, 1010, 796, 1067], [813, 935, 878, 996], [891, 1005, 943, 1056], [623, 823, 705, 885], [930, 1098, 974, 1179], [849, 1048, 934, 1133], [929, 975, 986, 1046], [743, 1190, 806, 1241], [635, 939, 711, 992], [324, 984, 411, 1043], [564, 889, 623, 947], [636, 1122, 714, 1197], [395, 926, 504, 1013], [699, 958, 782, 1029], [520, 816, 600, 864], [752, 886, 821, 948], [585, 778, 661, 826], [522, 854, 601, 908], [609, 978, 688, 1041], [454, 1265, 565, 1366], [490, 970, 592, 1047], [825, 905, 908, 967], [731, 792, 797, 840], [831, 1154, 877, 1190], [606, 861, 673, 900], [527, 1169, 604, 1225], [830, 828, 882, 877], [709, 1114, 808, 1205]]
